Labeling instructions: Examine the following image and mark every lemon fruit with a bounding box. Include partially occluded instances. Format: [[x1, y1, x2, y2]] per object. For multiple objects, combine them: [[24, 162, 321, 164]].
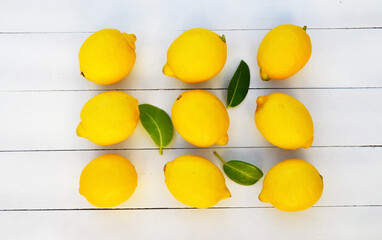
[[171, 90, 230, 147], [77, 91, 139, 145], [257, 24, 311, 81], [164, 155, 231, 208], [255, 92, 314, 149], [163, 28, 227, 83], [79, 154, 138, 208], [79, 28, 137, 85], [259, 159, 323, 212]]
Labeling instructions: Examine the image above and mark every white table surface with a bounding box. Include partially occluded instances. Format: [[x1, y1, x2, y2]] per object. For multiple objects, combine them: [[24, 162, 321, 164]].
[[1, 0, 381, 239]]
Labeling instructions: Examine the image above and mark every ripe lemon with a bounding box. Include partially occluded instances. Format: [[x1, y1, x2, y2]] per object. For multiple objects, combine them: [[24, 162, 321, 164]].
[[79, 28, 137, 85], [77, 91, 139, 145], [259, 159, 323, 211], [257, 24, 311, 81], [164, 155, 231, 208], [255, 92, 314, 149], [163, 28, 227, 83], [79, 154, 138, 208], [171, 90, 230, 147]]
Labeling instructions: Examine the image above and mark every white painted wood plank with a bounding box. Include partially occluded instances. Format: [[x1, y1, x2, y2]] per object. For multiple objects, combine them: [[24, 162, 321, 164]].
[[1, 29, 382, 91], [0, 1, 380, 239], [0, 89, 381, 151], [0, 147, 381, 209], [0, 207, 381, 239], [1, 0, 381, 32]]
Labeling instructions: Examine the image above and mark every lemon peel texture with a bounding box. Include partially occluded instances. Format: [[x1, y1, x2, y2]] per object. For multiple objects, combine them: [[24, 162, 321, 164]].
[[163, 28, 227, 83], [259, 159, 323, 211], [171, 90, 230, 147], [77, 91, 139, 145], [79, 28, 137, 85], [255, 92, 314, 149], [164, 155, 231, 208], [257, 24, 311, 81], [79, 154, 138, 208]]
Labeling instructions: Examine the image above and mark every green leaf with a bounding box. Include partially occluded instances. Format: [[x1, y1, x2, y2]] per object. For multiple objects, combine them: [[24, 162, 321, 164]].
[[227, 60, 250, 108], [139, 104, 174, 155], [214, 151, 263, 186]]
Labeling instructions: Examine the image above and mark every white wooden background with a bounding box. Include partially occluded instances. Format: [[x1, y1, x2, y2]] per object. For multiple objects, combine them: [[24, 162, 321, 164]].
[[1, 0, 382, 239]]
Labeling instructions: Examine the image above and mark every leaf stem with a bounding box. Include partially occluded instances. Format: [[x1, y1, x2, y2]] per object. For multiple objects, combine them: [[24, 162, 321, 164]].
[[159, 146, 163, 155], [213, 151, 226, 164]]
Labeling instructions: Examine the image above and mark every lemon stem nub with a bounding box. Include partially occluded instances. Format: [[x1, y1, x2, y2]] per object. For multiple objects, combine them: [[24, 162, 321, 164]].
[[222, 188, 232, 199], [220, 35, 226, 43], [303, 26, 307, 31], [260, 69, 271, 81], [213, 151, 227, 164], [76, 122, 86, 138], [163, 63, 175, 77], [215, 133, 229, 145], [303, 136, 314, 148], [256, 96, 265, 106], [258, 191, 268, 203], [122, 33, 137, 50]]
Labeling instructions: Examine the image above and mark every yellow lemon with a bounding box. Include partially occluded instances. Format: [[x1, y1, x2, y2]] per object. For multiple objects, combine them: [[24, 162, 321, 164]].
[[77, 91, 139, 145], [163, 28, 227, 83], [79, 154, 138, 208], [79, 28, 137, 85], [259, 159, 323, 211], [255, 92, 314, 149], [164, 155, 231, 208], [257, 24, 311, 81], [171, 90, 229, 147]]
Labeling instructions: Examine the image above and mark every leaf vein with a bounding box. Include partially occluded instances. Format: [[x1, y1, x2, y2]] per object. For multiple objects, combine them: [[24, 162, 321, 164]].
[[142, 111, 163, 147], [225, 164, 257, 180], [228, 66, 243, 107]]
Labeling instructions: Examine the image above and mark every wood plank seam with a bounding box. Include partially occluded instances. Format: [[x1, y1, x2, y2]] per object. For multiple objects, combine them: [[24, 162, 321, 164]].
[[2, 86, 382, 93], [1, 205, 382, 212], [1, 145, 382, 153], [0, 26, 382, 35]]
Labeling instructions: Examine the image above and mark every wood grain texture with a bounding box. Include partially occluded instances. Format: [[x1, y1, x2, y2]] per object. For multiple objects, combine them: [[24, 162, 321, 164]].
[[0, 29, 381, 91], [0, 0, 381, 32], [0, 0, 382, 239], [0, 89, 381, 151], [0, 207, 381, 239], [0, 148, 381, 210]]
